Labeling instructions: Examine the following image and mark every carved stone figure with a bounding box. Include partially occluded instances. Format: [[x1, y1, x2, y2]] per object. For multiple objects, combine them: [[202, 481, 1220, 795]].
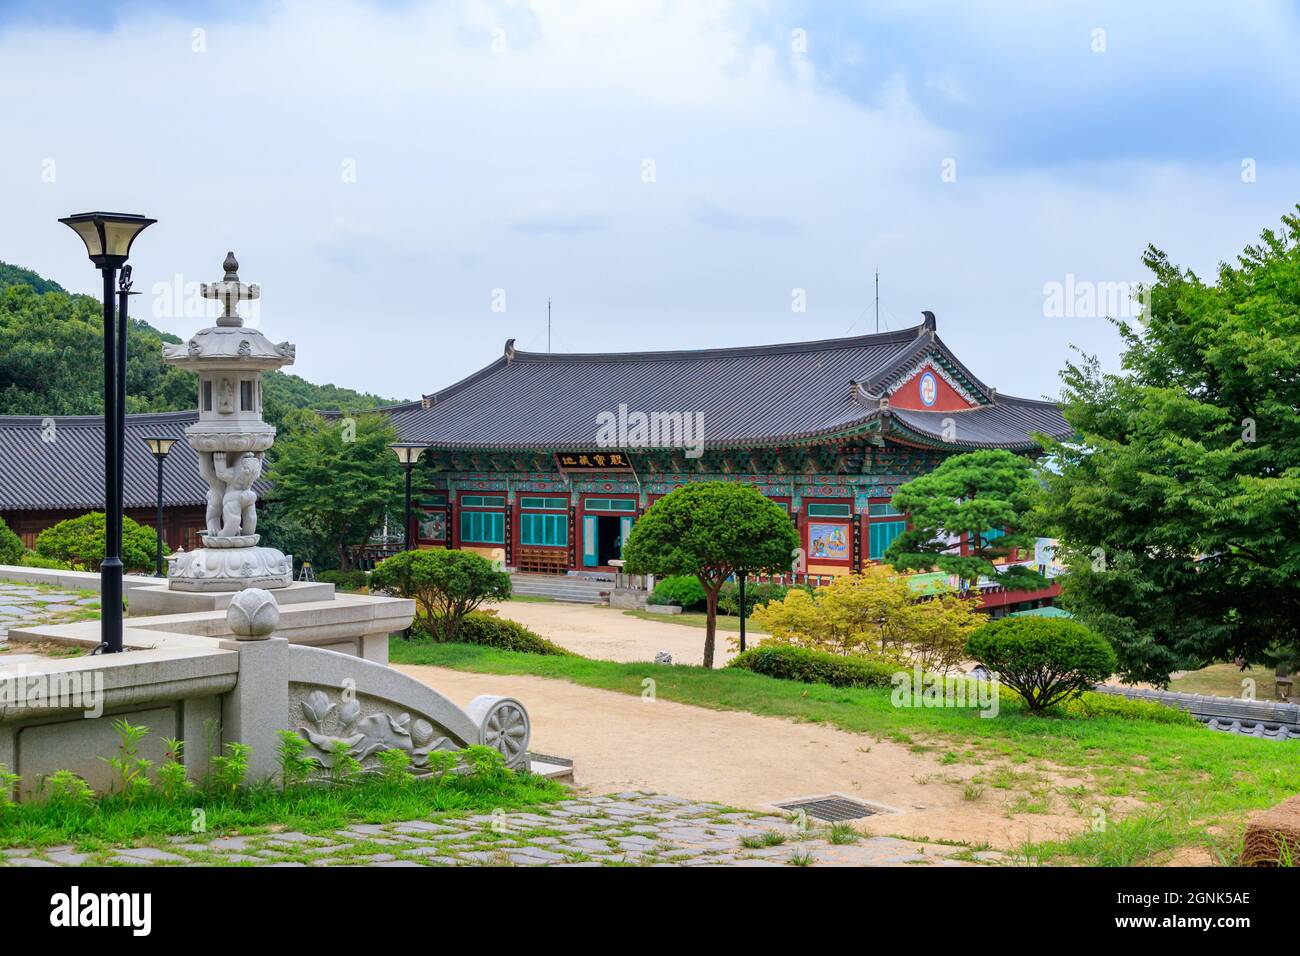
[[197, 450, 226, 537], [214, 451, 262, 537], [218, 377, 234, 414]]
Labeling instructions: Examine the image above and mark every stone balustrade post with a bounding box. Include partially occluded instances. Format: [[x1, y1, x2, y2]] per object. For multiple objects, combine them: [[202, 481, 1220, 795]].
[[221, 588, 290, 784]]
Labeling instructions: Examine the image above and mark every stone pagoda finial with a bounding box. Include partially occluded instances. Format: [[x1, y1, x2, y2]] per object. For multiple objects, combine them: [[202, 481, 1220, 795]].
[[201, 250, 261, 328]]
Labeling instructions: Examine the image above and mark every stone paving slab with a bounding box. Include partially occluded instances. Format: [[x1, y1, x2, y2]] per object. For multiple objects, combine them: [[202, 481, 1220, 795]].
[[0, 792, 1005, 868], [0, 582, 100, 640]]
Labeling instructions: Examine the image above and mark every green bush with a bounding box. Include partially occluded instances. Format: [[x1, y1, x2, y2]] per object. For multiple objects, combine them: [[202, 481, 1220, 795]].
[[318, 569, 369, 592], [966, 617, 1117, 713], [0, 517, 22, 565], [369, 548, 510, 642], [17, 551, 72, 570], [649, 575, 706, 610], [717, 580, 792, 617], [1064, 691, 1198, 725], [728, 645, 897, 689], [34, 512, 163, 573], [442, 611, 570, 656]]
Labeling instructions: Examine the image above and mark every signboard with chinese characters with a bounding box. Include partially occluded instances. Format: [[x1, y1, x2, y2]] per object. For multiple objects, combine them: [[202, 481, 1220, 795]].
[[554, 451, 633, 471]]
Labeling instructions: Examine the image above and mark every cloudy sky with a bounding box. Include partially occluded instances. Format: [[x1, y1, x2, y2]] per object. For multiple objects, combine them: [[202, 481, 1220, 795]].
[[2, 0, 1297, 403]]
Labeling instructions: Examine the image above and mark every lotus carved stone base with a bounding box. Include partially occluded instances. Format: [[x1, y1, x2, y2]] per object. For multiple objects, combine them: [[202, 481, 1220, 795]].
[[168, 544, 293, 592]]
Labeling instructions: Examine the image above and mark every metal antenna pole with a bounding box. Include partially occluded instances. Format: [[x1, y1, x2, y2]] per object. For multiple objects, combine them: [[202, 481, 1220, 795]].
[[875, 269, 879, 334], [547, 297, 552, 353]]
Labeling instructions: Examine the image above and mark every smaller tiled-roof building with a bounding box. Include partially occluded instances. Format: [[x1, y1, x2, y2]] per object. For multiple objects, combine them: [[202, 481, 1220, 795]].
[[0, 411, 207, 550], [385, 312, 1070, 611]]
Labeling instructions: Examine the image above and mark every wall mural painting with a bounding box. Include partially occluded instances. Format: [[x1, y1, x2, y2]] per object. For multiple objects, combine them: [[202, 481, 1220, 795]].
[[808, 522, 850, 561], [418, 510, 446, 541]]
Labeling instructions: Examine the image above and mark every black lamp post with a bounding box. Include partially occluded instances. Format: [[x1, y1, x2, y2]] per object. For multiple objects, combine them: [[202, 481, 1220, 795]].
[[143, 437, 177, 576], [59, 212, 155, 654], [738, 571, 748, 653], [389, 443, 428, 550]]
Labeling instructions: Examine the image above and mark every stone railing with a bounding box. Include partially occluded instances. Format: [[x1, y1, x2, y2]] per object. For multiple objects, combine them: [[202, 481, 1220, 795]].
[[0, 588, 531, 798]]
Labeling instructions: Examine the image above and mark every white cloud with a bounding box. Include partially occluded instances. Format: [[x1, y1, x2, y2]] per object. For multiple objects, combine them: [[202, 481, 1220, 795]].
[[1, 0, 1296, 404]]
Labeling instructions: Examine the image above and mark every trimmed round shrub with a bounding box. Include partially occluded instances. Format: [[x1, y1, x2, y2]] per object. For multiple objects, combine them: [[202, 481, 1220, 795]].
[[369, 548, 510, 642], [448, 611, 570, 656], [966, 617, 1117, 713], [0, 517, 22, 566], [649, 575, 706, 610], [35, 512, 163, 573], [728, 645, 897, 689]]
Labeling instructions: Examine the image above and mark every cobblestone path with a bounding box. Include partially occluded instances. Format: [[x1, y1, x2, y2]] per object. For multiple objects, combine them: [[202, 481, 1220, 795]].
[[0, 792, 1003, 867]]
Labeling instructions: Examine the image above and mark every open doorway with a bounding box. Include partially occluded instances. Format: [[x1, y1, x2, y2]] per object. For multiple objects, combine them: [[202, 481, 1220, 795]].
[[596, 515, 622, 565], [583, 511, 635, 567]]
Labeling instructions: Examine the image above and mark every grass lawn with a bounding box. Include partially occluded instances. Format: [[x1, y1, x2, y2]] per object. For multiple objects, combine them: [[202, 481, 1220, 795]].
[[0, 769, 565, 849], [390, 640, 1300, 866], [509, 594, 555, 603], [621, 609, 766, 634], [1171, 664, 1282, 702]]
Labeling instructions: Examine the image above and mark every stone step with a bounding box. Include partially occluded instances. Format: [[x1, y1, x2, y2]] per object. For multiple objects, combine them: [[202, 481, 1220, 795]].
[[510, 573, 612, 604]]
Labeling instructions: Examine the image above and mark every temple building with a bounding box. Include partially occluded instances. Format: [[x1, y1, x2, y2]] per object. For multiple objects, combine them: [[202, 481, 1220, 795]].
[[387, 312, 1072, 611]]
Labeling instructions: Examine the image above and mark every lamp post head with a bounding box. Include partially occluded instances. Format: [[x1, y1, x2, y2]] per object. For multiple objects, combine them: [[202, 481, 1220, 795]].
[[389, 442, 427, 467], [143, 436, 177, 461], [59, 212, 155, 269]]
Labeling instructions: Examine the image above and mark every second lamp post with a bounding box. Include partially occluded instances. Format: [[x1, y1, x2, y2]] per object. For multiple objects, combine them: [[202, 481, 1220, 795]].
[[389, 443, 427, 551], [143, 436, 176, 576]]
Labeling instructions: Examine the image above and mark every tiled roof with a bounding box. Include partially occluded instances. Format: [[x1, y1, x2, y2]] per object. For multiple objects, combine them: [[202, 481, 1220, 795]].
[[0, 411, 208, 511], [889, 396, 1073, 451], [387, 321, 1071, 451]]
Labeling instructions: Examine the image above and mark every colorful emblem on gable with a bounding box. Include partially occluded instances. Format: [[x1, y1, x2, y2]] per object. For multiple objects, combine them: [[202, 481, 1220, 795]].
[[888, 359, 982, 412], [919, 371, 938, 407]]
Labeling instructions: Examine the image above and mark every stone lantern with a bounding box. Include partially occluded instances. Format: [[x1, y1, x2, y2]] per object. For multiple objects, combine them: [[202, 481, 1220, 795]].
[[162, 252, 295, 591]]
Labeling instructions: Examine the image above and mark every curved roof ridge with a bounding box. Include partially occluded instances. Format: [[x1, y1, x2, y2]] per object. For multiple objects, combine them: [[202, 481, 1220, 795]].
[[509, 323, 926, 365], [993, 392, 1066, 408]]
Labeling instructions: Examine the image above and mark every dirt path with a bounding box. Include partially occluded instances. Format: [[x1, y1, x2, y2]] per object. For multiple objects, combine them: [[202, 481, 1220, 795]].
[[490, 600, 739, 666], [398, 663, 1094, 850]]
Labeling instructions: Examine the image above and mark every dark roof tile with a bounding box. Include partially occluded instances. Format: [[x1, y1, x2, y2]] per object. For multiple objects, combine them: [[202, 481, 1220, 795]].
[[0, 411, 208, 511], [388, 323, 1070, 450]]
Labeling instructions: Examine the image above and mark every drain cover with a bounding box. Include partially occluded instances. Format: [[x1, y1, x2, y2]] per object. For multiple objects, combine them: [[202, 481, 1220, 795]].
[[775, 795, 879, 822]]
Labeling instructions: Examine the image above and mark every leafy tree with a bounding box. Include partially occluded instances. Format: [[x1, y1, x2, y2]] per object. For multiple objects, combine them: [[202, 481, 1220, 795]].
[[369, 549, 511, 642], [263, 413, 404, 570], [885, 449, 1047, 592], [0, 262, 402, 419], [255, 500, 333, 572], [622, 482, 799, 668], [750, 566, 983, 673], [35, 512, 162, 572], [966, 617, 1116, 712], [1035, 209, 1300, 684], [0, 517, 23, 566]]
